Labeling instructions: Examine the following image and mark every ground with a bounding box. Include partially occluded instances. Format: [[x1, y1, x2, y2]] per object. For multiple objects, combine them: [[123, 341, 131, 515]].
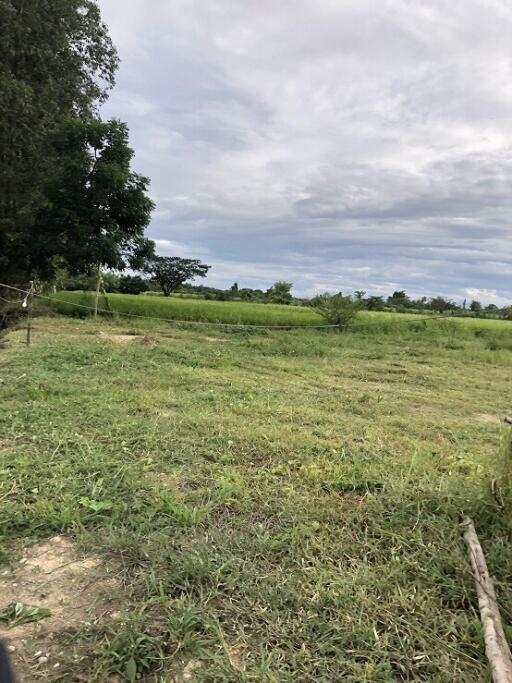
[[0, 315, 511, 682]]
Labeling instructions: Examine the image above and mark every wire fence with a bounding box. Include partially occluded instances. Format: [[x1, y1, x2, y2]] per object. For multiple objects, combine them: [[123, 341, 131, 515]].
[[1, 281, 509, 343]]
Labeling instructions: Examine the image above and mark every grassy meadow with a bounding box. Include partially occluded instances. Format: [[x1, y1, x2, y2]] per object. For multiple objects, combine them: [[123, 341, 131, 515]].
[[49, 291, 326, 326], [1, 311, 512, 681]]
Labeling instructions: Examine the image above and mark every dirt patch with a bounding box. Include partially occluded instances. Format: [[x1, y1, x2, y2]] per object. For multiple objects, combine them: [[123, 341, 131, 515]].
[[144, 471, 183, 493], [0, 536, 121, 682], [158, 407, 178, 418], [474, 413, 502, 425], [98, 331, 158, 347], [204, 336, 230, 343]]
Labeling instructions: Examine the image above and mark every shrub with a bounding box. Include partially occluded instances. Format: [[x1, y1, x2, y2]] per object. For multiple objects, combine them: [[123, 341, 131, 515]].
[[119, 276, 149, 295], [309, 293, 361, 330]]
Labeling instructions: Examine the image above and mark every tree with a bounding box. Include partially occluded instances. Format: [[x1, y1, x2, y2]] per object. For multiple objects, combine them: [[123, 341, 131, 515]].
[[354, 290, 367, 300], [119, 275, 149, 295], [1, 0, 118, 283], [32, 118, 154, 279], [387, 290, 410, 308], [266, 281, 293, 305], [430, 296, 453, 313], [309, 293, 361, 330], [144, 256, 211, 296], [470, 300, 482, 312], [365, 295, 385, 311]]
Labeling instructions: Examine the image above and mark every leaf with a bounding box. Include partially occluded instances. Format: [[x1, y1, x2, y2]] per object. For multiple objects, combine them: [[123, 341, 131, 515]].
[[125, 657, 137, 681], [0, 602, 51, 628]]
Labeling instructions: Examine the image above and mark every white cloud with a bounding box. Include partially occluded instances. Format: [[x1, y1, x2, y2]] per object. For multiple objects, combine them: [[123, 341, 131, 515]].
[[98, 0, 512, 304]]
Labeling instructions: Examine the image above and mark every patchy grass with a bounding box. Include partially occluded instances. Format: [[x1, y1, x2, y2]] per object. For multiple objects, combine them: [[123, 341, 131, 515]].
[[0, 316, 512, 681]]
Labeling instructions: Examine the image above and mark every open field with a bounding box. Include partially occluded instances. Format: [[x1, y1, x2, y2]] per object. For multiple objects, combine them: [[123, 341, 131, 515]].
[[1, 315, 512, 681], [49, 291, 325, 326], [49, 290, 512, 334]]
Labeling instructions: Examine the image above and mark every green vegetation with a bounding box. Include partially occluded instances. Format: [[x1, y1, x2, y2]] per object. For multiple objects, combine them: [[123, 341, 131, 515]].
[[49, 291, 326, 327], [1, 314, 512, 681], [49, 290, 512, 332]]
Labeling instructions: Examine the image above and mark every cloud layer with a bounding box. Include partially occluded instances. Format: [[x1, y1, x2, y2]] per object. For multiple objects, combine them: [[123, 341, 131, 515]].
[[98, 0, 512, 303]]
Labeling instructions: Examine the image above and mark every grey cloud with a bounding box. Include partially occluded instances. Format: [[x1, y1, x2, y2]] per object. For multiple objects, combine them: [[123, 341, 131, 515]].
[[98, 0, 512, 304]]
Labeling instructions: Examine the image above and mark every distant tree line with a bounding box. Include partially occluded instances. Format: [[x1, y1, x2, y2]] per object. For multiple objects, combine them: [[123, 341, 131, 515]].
[[54, 269, 512, 321]]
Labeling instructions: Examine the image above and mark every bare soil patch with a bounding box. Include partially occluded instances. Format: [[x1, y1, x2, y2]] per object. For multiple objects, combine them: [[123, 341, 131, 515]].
[[98, 331, 158, 347], [474, 413, 502, 425], [158, 407, 178, 418], [0, 536, 121, 682], [144, 471, 183, 493], [204, 336, 230, 343]]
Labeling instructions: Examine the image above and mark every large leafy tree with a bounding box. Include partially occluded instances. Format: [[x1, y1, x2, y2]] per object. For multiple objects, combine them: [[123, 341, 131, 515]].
[[0, 0, 118, 282], [145, 257, 211, 296], [33, 118, 155, 278]]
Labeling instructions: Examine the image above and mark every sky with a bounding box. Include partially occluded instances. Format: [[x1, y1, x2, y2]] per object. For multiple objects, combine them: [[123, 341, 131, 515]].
[[98, 0, 512, 304]]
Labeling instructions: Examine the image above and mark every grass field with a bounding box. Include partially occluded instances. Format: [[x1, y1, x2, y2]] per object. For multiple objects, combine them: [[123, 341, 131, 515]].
[[49, 291, 325, 326], [1, 314, 512, 681]]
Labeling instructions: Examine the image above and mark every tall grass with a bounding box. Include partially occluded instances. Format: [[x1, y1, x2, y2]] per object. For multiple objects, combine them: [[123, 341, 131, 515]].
[[49, 291, 325, 326]]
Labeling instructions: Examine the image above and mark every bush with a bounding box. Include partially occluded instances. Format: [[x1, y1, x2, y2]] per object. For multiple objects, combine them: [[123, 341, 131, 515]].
[[309, 293, 361, 330], [119, 276, 149, 295]]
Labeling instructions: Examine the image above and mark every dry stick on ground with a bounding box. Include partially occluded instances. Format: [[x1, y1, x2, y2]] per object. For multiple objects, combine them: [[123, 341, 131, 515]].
[[461, 516, 512, 683]]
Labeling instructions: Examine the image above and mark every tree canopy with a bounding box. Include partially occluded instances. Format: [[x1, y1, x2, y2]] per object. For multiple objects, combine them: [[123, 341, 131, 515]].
[[0, 0, 119, 282], [32, 118, 155, 278], [266, 281, 293, 305], [144, 256, 211, 296]]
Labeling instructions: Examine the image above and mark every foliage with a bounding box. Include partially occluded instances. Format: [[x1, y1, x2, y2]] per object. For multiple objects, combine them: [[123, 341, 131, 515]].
[[0, 602, 51, 628], [119, 275, 149, 295], [365, 295, 385, 310], [430, 296, 455, 313], [309, 292, 361, 329], [33, 118, 154, 278], [0, 0, 118, 283], [266, 281, 293, 305], [470, 300, 482, 312], [144, 256, 211, 296], [56, 269, 120, 293]]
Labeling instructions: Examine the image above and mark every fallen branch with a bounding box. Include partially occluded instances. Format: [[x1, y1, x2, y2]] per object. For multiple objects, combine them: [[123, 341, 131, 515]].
[[462, 516, 512, 683]]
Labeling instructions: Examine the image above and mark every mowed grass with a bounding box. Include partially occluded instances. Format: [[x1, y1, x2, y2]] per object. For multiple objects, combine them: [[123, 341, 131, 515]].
[[50, 291, 325, 326], [1, 315, 512, 681]]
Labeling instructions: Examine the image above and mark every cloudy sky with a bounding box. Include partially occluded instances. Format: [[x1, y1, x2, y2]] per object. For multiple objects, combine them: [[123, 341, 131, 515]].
[[98, 0, 512, 304]]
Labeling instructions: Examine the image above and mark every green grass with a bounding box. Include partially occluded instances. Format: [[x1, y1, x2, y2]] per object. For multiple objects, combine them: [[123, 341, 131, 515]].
[[1, 315, 512, 681], [49, 291, 325, 326]]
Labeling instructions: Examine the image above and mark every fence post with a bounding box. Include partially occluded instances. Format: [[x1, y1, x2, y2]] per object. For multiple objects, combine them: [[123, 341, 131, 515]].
[[26, 280, 34, 347], [94, 264, 101, 319]]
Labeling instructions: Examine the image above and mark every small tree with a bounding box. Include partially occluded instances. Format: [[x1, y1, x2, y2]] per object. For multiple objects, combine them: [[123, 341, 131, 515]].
[[430, 296, 452, 313], [309, 293, 361, 330], [366, 295, 385, 311], [387, 290, 410, 308], [470, 300, 482, 312], [144, 256, 211, 296], [266, 281, 293, 305]]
